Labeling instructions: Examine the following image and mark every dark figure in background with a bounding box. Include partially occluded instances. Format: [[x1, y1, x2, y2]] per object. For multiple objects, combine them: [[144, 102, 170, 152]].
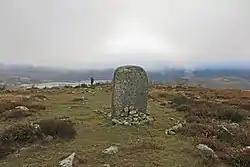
[[90, 77, 94, 85]]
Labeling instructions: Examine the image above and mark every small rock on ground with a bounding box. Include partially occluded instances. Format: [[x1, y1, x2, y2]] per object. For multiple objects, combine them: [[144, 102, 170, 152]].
[[196, 144, 217, 159], [59, 152, 76, 167], [102, 146, 118, 155], [15, 106, 29, 111], [103, 164, 111, 167], [165, 121, 186, 135]]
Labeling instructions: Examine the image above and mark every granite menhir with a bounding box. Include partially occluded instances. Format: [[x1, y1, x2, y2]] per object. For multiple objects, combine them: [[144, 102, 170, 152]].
[[111, 65, 149, 119]]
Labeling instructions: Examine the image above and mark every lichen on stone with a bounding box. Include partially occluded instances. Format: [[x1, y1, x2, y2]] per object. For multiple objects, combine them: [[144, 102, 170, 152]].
[[112, 65, 149, 119]]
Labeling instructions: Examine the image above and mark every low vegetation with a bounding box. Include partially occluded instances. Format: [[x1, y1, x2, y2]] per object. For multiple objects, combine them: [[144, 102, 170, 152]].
[[0, 118, 76, 158], [0, 84, 249, 166], [150, 85, 250, 166]]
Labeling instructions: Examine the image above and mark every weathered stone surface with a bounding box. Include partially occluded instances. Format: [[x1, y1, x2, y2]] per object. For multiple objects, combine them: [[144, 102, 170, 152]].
[[58, 152, 76, 167], [196, 144, 218, 159], [102, 146, 119, 154], [110, 106, 154, 126], [112, 65, 148, 119], [165, 121, 186, 135]]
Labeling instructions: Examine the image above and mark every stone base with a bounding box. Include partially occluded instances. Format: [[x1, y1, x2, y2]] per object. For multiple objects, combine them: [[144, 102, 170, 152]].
[[111, 106, 154, 126]]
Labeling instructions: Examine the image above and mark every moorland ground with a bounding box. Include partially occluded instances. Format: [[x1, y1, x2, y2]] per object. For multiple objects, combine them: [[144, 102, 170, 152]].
[[0, 84, 249, 167]]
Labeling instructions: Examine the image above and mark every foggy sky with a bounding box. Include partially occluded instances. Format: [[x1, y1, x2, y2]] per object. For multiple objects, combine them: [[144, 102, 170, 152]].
[[0, 0, 250, 69]]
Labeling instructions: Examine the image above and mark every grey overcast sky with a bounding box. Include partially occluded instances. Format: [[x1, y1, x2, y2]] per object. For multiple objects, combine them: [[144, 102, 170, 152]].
[[0, 0, 250, 69]]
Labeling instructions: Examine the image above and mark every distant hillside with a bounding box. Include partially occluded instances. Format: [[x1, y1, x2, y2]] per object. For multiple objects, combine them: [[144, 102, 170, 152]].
[[181, 76, 250, 90], [0, 64, 250, 89], [0, 65, 187, 82], [0, 65, 114, 82], [193, 69, 250, 80]]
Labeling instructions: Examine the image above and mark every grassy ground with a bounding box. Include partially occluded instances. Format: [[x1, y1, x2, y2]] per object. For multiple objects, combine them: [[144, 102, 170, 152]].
[[0, 84, 249, 166]]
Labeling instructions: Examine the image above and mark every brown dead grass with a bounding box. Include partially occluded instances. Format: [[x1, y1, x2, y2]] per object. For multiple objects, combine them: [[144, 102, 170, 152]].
[[0, 118, 76, 158], [0, 85, 201, 167], [1, 84, 249, 166], [0, 99, 46, 114], [151, 86, 250, 166], [37, 119, 76, 139]]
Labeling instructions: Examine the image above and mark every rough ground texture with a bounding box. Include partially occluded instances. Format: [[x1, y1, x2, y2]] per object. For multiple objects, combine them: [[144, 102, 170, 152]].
[[111, 105, 154, 126], [112, 65, 148, 119], [0, 84, 249, 166]]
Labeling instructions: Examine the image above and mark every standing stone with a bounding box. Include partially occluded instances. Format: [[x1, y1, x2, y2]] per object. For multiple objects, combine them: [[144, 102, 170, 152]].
[[112, 65, 148, 119]]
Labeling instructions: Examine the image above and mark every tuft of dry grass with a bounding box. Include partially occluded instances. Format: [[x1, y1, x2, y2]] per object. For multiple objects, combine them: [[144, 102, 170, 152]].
[[0, 100, 46, 114], [0, 118, 76, 158], [36, 119, 76, 139], [215, 105, 248, 122], [2, 109, 31, 120], [0, 141, 15, 158], [0, 123, 44, 147], [230, 151, 250, 167]]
